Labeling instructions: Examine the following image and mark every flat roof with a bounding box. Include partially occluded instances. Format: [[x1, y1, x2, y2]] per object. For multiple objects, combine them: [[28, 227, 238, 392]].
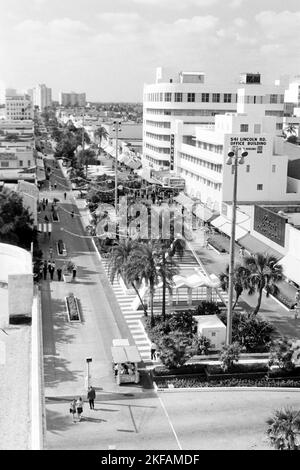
[[111, 345, 142, 363], [194, 314, 226, 329]]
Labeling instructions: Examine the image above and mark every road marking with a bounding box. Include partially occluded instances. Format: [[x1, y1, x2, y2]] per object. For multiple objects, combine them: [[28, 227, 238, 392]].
[[158, 395, 182, 450]]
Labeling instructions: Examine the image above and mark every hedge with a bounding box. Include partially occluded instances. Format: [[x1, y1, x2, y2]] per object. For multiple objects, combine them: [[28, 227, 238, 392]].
[[155, 376, 300, 389]]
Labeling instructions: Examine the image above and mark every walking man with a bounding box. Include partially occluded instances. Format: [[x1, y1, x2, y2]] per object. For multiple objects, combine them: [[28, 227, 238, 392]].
[[57, 267, 62, 281], [64, 192, 67, 200], [69, 399, 76, 423], [76, 397, 84, 421], [54, 182, 57, 190], [71, 210, 74, 218], [43, 264, 48, 280], [72, 264, 77, 281], [87, 386, 96, 410]]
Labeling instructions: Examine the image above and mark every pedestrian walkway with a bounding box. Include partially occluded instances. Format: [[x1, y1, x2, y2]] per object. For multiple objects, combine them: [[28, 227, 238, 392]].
[[101, 258, 154, 363]]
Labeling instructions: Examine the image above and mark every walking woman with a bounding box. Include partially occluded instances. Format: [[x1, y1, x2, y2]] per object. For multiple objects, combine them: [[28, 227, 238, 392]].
[[76, 397, 84, 421], [70, 399, 76, 423]]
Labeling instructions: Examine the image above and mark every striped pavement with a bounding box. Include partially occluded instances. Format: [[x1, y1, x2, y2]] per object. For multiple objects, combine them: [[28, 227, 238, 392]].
[[101, 257, 156, 363]]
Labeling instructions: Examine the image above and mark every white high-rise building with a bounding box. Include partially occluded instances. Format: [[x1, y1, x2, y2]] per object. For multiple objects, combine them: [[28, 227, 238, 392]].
[[143, 69, 285, 171], [173, 85, 299, 212], [31, 84, 52, 111]]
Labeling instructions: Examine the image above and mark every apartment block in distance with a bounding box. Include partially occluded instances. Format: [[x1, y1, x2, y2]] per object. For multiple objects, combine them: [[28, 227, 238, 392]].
[[59, 91, 86, 107], [142, 68, 285, 171], [5, 92, 33, 120]]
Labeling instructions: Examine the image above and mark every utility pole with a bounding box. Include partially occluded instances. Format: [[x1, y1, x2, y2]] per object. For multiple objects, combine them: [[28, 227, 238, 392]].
[[82, 112, 87, 178], [113, 121, 121, 215], [226, 147, 247, 345]]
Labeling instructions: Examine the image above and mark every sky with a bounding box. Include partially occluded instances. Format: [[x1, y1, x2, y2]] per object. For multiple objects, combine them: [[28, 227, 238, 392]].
[[0, 0, 300, 102]]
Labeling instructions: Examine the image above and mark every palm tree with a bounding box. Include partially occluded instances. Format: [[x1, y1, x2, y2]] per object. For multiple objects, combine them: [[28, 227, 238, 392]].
[[125, 241, 162, 327], [219, 264, 250, 310], [108, 238, 148, 316], [244, 253, 283, 315], [159, 237, 186, 321], [94, 126, 109, 153], [284, 124, 297, 136], [266, 408, 300, 450]]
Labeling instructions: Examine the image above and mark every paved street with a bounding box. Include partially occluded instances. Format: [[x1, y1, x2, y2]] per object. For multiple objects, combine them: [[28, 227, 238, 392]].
[[39, 164, 179, 449], [158, 389, 300, 450]]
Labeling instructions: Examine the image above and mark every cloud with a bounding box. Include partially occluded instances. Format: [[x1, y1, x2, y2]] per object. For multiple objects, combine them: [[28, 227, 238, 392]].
[[130, 0, 219, 8], [256, 10, 300, 40], [229, 0, 245, 8]]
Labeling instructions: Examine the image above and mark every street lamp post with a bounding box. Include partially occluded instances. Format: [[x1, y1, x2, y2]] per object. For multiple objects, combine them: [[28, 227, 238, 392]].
[[225, 147, 248, 345], [112, 121, 121, 215], [81, 113, 87, 178]]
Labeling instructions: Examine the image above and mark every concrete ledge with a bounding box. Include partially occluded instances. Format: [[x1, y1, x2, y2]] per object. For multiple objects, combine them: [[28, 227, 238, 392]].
[[155, 385, 300, 393]]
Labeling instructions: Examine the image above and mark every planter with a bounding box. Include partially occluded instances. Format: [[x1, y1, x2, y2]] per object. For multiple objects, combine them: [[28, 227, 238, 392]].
[[65, 294, 81, 322], [63, 273, 73, 283]]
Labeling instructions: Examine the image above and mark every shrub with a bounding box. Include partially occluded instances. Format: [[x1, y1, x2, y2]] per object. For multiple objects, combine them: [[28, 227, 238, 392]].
[[192, 334, 211, 355], [158, 332, 193, 369], [195, 301, 221, 316], [219, 342, 241, 372], [218, 311, 274, 352], [167, 310, 196, 334], [269, 338, 300, 372], [155, 377, 300, 389]]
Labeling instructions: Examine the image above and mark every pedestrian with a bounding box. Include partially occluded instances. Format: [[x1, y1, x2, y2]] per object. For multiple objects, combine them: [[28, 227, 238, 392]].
[[45, 198, 48, 206], [150, 342, 157, 360], [56, 267, 62, 281], [72, 264, 77, 280], [71, 210, 74, 218], [64, 192, 67, 200], [51, 204, 55, 213], [76, 397, 83, 421], [42, 203, 46, 211], [43, 264, 47, 280], [54, 182, 57, 190], [50, 265, 54, 281], [239, 247, 245, 258], [44, 215, 49, 222], [87, 386, 96, 410], [49, 247, 53, 259], [69, 399, 76, 423]]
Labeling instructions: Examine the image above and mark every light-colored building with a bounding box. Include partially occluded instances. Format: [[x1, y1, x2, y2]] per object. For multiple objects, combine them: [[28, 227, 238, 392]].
[[174, 85, 299, 213], [30, 84, 52, 111], [5, 93, 33, 120], [143, 69, 285, 171], [59, 91, 86, 107]]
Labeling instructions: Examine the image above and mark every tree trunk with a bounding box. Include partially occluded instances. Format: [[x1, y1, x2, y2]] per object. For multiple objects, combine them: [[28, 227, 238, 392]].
[[150, 283, 155, 327], [131, 283, 148, 317], [162, 276, 166, 322], [253, 287, 263, 315]]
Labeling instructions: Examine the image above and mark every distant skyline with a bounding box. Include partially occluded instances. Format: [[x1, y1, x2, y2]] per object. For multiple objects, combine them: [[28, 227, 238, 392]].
[[0, 0, 300, 101]]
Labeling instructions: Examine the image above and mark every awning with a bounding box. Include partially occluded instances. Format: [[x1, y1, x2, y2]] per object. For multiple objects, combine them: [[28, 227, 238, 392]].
[[111, 345, 142, 363], [174, 192, 194, 209], [194, 204, 215, 222], [211, 215, 249, 240], [239, 233, 284, 260], [278, 254, 300, 285], [173, 271, 220, 289]]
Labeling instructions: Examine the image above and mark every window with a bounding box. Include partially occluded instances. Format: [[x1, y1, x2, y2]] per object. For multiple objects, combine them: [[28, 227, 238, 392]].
[[270, 94, 278, 104], [1, 161, 9, 167], [257, 184, 263, 190], [27, 160, 31, 167], [187, 93, 195, 102], [211, 332, 216, 337], [240, 124, 249, 132], [254, 124, 261, 134], [212, 93, 220, 103], [19, 160, 23, 167], [164, 92, 172, 102], [246, 165, 250, 173], [224, 93, 232, 103], [174, 93, 182, 102], [272, 164, 276, 173], [201, 93, 209, 103]]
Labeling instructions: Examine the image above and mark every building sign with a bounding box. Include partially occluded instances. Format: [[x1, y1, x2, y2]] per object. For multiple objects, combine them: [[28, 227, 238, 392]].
[[230, 136, 267, 152], [170, 134, 175, 170], [254, 205, 286, 247]]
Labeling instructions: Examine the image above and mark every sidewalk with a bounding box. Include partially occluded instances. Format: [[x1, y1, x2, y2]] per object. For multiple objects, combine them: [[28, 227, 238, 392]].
[[191, 228, 300, 340]]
